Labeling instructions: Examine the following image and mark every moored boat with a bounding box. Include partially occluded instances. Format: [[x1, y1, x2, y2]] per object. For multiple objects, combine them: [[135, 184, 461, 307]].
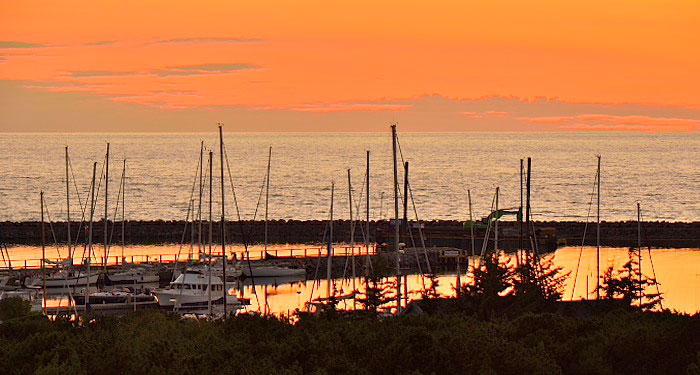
[[24, 270, 99, 288], [105, 267, 160, 284], [151, 269, 239, 308]]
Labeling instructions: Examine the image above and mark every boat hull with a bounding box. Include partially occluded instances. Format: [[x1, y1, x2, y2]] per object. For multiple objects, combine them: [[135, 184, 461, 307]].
[[25, 273, 99, 288], [152, 291, 236, 308], [241, 267, 306, 278]]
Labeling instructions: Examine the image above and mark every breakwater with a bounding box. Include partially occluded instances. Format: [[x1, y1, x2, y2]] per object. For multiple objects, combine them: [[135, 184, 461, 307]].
[[1, 220, 698, 248]]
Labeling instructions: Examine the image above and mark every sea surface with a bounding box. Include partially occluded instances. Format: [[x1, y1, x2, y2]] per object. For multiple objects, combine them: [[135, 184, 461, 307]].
[[0, 132, 698, 222]]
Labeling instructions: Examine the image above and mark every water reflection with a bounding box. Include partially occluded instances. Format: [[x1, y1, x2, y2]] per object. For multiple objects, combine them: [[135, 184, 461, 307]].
[[8, 246, 700, 315], [236, 247, 700, 315]]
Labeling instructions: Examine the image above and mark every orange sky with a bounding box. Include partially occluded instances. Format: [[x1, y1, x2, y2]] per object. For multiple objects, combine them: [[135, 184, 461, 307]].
[[1, 1, 699, 132]]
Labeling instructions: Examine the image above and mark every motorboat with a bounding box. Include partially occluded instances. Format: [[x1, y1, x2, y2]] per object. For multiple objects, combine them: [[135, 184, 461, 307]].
[[151, 269, 240, 309]]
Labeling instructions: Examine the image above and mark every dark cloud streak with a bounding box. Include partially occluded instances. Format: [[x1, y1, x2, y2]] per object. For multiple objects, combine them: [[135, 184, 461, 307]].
[[0, 41, 51, 49], [148, 37, 263, 45]]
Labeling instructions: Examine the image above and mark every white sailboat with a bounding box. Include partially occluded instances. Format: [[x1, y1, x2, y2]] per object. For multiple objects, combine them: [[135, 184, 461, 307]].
[[240, 146, 305, 279]]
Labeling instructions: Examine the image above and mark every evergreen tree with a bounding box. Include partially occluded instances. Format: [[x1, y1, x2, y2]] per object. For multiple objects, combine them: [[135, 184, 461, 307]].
[[599, 247, 663, 311]]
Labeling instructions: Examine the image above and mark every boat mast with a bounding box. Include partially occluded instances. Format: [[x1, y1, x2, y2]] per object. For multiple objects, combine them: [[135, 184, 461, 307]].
[[519, 159, 523, 265], [104, 143, 109, 272], [198, 141, 204, 253], [208, 151, 213, 317], [347, 169, 355, 288], [65, 147, 71, 260], [365, 150, 371, 274], [403, 162, 409, 227], [218, 125, 228, 317], [596, 155, 601, 300], [391, 124, 401, 313], [40, 191, 46, 315], [495, 187, 499, 253], [326, 182, 334, 298], [87, 162, 97, 310], [121, 160, 126, 264], [265, 146, 271, 255], [525, 157, 532, 265], [637, 202, 642, 307], [468, 189, 475, 257]]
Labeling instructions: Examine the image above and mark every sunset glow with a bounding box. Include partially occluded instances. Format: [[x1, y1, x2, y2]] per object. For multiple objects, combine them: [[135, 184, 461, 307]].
[[1, 1, 699, 132]]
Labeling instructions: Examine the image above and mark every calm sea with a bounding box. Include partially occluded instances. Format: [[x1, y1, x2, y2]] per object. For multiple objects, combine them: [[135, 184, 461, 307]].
[[0, 132, 697, 222]]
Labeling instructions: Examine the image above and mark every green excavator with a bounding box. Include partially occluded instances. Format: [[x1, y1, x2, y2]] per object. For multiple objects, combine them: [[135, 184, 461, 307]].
[[464, 208, 523, 230]]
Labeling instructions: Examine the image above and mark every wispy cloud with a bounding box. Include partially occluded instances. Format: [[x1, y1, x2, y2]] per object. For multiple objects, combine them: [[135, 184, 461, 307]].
[[283, 103, 411, 113], [0, 41, 50, 49], [462, 110, 508, 118], [517, 114, 700, 132], [70, 71, 138, 78], [67, 64, 259, 78], [152, 63, 260, 77], [149, 37, 262, 45], [83, 41, 116, 47]]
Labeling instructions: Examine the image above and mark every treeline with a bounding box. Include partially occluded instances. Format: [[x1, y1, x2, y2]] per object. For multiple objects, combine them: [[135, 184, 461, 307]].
[[0, 302, 699, 374]]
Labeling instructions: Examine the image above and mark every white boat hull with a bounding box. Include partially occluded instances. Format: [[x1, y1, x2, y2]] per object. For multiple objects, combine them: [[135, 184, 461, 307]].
[[25, 273, 99, 288], [108, 273, 160, 284], [241, 266, 305, 278], [152, 290, 236, 308]]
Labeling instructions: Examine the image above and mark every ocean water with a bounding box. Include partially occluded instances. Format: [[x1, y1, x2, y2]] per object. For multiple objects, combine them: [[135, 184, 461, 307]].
[[0, 132, 697, 222]]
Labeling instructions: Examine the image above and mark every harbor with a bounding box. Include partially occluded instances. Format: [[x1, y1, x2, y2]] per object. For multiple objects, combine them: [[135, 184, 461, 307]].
[[1, 125, 699, 319]]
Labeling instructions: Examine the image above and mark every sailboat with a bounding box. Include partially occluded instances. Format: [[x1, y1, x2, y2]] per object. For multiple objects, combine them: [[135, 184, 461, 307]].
[[27, 147, 100, 289], [239, 146, 305, 279]]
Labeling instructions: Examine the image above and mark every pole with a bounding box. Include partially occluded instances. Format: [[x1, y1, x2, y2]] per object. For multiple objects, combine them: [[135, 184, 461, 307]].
[[198, 141, 204, 253], [40, 192, 46, 315], [403, 162, 409, 227], [525, 157, 532, 265], [637, 202, 642, 307], [347, 169, 355, 290], [65, 147, 71, 259], [519, 159, 523, 265], [596, 155, 601, 300], [495, 187, 499, 253], [326, 182, 334, 298], [218, 125, 228, 317], [104, 143, 109, 272], [391, 124, 402, 313], [468, 189, 475, 257], [265, 146, 272, 254], [121, 160, 126, 264], [208, 151, 213, 317], [365, 150, 371, 274], [87, 162, 97, 311]]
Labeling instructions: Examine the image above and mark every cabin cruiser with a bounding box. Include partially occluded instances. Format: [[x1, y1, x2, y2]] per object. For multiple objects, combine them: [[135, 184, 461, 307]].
[[24, 270, 99, 288], [151, 269, 240, 308]]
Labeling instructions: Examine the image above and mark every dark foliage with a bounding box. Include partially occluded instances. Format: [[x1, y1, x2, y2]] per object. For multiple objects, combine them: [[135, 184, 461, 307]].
[[0, 303, 698, 374]]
